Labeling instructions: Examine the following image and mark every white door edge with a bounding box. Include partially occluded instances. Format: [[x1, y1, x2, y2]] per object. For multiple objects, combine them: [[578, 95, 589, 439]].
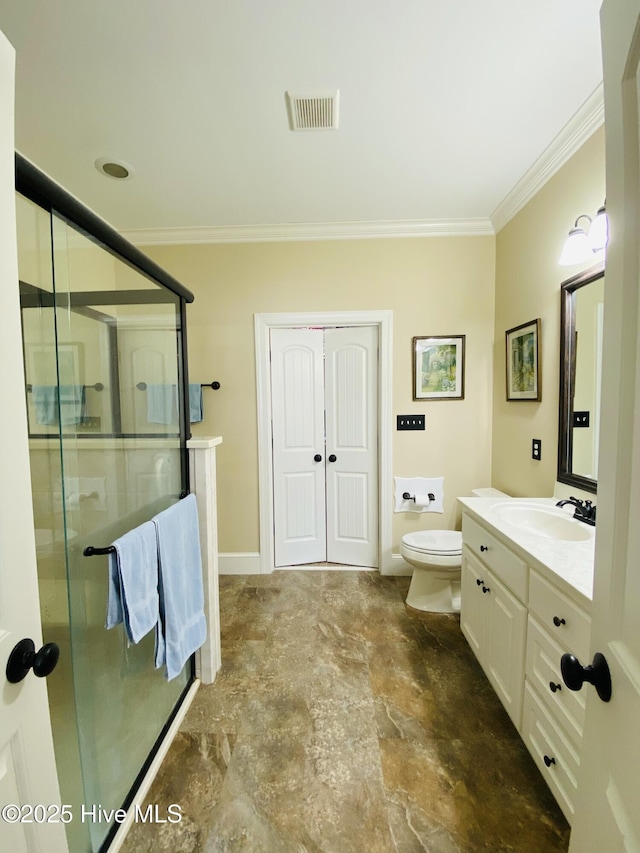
[[254, 310, 393, 575]]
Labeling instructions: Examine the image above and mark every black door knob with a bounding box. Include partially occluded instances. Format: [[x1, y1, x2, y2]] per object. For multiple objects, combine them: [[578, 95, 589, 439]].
[[553, 616, 566, 627], [314, 454, 322, 462], [544, 755, 556, 767], [6, 638, 60, 684], [328, 454, 337, 463], [561, 652, 612, 702], [549, 681, 562, 693]]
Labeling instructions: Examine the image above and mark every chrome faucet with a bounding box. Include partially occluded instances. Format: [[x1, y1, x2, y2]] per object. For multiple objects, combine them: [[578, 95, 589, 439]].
[[555, 497, 597, 527]]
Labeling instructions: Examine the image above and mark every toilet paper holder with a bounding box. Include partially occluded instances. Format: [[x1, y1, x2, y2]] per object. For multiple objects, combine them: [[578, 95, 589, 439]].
[[403, 492, 435, 503]]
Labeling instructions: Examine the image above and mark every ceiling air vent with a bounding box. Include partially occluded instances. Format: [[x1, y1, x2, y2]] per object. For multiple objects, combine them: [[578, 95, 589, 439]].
[[286, 90, 339, 131]]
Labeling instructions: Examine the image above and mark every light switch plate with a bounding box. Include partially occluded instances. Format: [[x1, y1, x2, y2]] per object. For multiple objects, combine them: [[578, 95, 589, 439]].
[[397, 415, 425, 431]]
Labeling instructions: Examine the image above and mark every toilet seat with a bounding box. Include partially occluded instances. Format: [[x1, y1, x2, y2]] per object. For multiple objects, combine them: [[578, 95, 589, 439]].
[[401, 529, 462, 556]]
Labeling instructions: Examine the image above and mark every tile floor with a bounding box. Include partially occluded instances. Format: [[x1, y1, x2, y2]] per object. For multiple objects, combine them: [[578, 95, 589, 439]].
[[121, 571, 571, 853]]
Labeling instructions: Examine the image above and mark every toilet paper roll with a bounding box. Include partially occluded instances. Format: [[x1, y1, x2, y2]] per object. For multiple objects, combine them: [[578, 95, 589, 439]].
[[413, 493, 433, 508]]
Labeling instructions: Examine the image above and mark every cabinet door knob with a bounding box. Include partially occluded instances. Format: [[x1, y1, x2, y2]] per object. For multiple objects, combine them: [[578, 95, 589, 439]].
[[314, 454, 322, 462], [328, 454, 337, 463], [543, 755, 556, 768], [476, 578, 484, 586], [560, 652, 612, 702], [549, 681, 562, 693], [482, 585, 490, 594], [553, 616, 566, 627], [480, 545, 488, 552]]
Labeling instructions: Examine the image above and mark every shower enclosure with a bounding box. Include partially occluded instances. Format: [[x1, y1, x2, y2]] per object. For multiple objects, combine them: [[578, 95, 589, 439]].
[[16, 156, 195, 853]]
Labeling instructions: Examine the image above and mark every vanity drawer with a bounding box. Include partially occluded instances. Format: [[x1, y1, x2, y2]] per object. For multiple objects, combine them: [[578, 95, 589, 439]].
[[529, 570, 590, 660], [525, 615, 586, 747], [462, 514, 527, 601], [522, 683, 579, 825]]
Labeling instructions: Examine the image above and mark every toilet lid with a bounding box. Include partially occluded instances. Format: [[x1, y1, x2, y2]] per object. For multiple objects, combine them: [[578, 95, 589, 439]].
[[402, 529, 462, 556]]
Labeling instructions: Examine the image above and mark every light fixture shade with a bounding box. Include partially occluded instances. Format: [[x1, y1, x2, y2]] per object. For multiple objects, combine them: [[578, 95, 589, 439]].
[[559, 227, 592, 266], [589, 205, 608, 251]]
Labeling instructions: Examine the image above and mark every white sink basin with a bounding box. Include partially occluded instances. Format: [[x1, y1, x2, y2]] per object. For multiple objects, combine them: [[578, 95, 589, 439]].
[[491, 502, 593, 542]]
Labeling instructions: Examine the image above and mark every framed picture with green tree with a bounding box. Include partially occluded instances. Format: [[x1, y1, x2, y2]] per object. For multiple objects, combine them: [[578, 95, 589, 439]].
[[505, 318, 541, 401], [412, 335, 465, 400]]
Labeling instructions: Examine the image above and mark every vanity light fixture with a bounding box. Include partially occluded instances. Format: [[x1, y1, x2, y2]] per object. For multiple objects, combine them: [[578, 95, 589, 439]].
[[558, 202, 608, 265]]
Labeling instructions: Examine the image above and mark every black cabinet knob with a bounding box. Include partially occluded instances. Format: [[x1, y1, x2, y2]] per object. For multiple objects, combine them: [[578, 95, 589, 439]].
[[6, 638, 60, 684], [476, 578, 484, 586], [480, 545, 488, 552], [328, 454, 337, 463], [543, 755, 556, 767], [561, 652, 612, 702], [553, 616, 566, 627], [482, 586, 490, 594], [314, 454, 322, 462], [549, 681, 562, 693]]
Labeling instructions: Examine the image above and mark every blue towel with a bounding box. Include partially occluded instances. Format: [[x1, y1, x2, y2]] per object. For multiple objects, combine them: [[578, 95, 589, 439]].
[[146, 383, 178, 425], [31, 385, 58, 425], [58, 385, 86, 425], [189, 383, 203, 423], [105, 520, 160, 644], [152, 494, 206, 680]]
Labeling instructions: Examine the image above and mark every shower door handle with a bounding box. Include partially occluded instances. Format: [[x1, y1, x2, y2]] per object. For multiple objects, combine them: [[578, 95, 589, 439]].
[[6, 638, 60, 683]]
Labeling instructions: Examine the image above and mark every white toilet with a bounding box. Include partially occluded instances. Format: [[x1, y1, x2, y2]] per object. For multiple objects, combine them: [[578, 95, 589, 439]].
[[400, 529, 463, 613], [400, 487, 508, 613]]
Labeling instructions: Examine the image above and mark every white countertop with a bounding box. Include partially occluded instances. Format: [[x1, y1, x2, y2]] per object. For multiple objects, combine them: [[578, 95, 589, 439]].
[[458, 496, 595, 610]]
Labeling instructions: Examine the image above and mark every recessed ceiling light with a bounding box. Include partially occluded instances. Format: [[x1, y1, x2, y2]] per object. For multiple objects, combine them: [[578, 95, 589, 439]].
[[95, 157, 133, 180]]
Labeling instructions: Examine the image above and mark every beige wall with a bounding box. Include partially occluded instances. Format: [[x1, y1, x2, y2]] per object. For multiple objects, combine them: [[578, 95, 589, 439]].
[[492, 126, 606, 497], [144, 237, 496, 556]]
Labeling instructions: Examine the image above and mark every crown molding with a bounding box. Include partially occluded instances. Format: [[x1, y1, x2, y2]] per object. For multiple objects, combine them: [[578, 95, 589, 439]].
[[491, 83, 604, 233], [120, 217, 495, 246]]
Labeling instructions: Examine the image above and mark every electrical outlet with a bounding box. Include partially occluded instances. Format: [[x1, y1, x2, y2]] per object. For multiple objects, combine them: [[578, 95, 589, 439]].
[[532, 439, 542, 460], [573, 411, 590, 428], [397, 415, 425, 431]]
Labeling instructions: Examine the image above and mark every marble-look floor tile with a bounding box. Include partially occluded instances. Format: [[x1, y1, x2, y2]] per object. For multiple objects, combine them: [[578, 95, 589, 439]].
[[120, 571, 570, 853]]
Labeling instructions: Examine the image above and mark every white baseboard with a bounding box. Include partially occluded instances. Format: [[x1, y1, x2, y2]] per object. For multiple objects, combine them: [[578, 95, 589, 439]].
[[218, 552, 262, 575], [219, 552, 412, 576], [379, 553, 413, 577]]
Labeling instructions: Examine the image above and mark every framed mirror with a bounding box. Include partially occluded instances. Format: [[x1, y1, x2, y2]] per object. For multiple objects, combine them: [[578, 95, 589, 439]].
[[557, 262, 605, 494]]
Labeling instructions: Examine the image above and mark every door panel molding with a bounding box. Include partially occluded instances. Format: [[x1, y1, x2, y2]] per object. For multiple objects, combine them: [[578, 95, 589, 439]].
[[255, 310, 393, 574]]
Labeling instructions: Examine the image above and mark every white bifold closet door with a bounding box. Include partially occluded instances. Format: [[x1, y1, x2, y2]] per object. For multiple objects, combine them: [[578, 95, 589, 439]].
[[271, 326, 378, 569]]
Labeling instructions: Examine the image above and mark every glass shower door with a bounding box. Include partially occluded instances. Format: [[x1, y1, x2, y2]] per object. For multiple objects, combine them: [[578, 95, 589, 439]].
[[50, 211, 190, 851], [18, 187, 193, 853]]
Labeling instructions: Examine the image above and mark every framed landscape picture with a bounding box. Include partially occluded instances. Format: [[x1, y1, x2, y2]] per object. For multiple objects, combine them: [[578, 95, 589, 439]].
[[505, 319, 541, 401], [412, 335, 465, 400]]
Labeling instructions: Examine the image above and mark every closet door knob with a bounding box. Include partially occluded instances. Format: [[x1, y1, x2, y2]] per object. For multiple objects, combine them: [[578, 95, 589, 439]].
[[314, 454, 322, 462], [328, 454, 337, 463], [6, 638, 60, 683]]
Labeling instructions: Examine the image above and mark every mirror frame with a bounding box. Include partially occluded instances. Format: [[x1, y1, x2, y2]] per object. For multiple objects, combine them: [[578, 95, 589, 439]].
[[557, 261, 604, 494]]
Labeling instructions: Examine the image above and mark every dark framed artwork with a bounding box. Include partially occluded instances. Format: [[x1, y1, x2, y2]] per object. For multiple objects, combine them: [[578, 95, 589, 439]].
[[412, 335, 465, 400], [505, 318, 541, 401]]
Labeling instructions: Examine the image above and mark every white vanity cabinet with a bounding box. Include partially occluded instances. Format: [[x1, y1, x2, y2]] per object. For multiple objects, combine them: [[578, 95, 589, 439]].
[[522, 570, 590, 823], [459, 503, 593, 826], [460, 514, 528, 730]]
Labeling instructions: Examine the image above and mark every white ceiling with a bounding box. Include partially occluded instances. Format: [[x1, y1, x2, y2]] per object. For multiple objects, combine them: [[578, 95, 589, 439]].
[[0, 1, 603, 240]]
